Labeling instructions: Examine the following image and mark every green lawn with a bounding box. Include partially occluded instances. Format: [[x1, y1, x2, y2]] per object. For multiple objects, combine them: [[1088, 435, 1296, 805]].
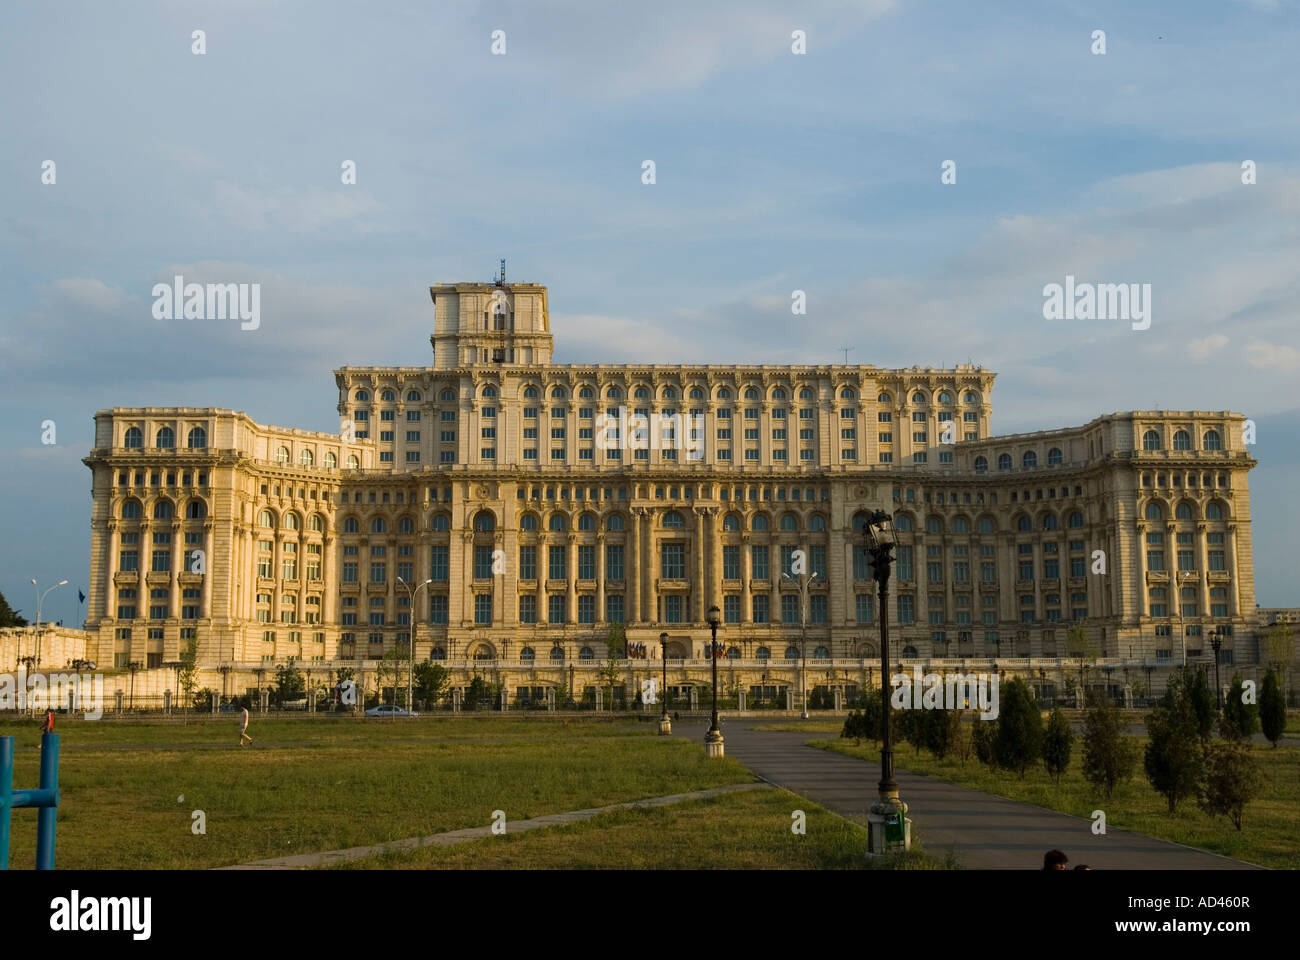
[[331, 785, 956, 870], [813, 734, 1300, 870], [2, 718, 752, 869], [748, 721, 845, 733]]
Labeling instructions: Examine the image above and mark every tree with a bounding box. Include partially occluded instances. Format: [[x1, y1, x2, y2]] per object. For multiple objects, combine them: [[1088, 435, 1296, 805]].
[[840, 710, 865, 742], [192, 687, 216, 712], [178, 636, 200, 712], [0, 590, 28, 627], [1185, 668, 1216, 741], [464, 674, 495, 711], [605, 621, 627, 659], [1263, 622, 1296, 693], [972, 717, 996, 767], [1065, 624, 1099, 705], [1144, 672, 1205, 812], [376, 646, 412, 708], [1042, 706, 1074, 785], [1219, 673, 1259, 741], [1199, 739, 1261, 830], [1259, 669, 1286, 748], [993, 677, 1043, 777], [273, 658, 305, 706], [897, 708, 926, 756], [923, 706, 962, 760], [1081, 691, 1137, 798], [414, 661, 451, 708], [859, 688, 884, 743], [596, 658, 622, 707]]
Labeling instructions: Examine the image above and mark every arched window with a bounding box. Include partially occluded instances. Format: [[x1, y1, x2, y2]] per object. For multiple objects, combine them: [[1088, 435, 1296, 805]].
[[523, 385, 539, 399], [283, 513, 300, 530], [399, 516, 415, 534], [878, 392, 892, 403], [894, 514, 913, 532], [482, 385, 497, 398], [156, 427, 175, 449], [722, 514, 740, 532], [309, 514, 325, 531], [938, 391, 952, 403], [1042, 513, 1059, 531], [354, 390, 369, 402], [550, 646, 566, 661], [1017, 515, 1031, 532], [1143, 430, 1161, 451], [153, 499, 174, 520], [662, 386, 678, 399], [813, 646, 830, 659], [520, 513, 538, 531], [925, 516, 943, 534], [902, 645, 918, 658], [799, 387, 813, 399], [974, 456, 988, 473], [187, 427, 207, 449], [964, 392, 979, 403], [606, 514, 625, 532], [185, 500, 206, 520], [1203, 430, 1222, 451], [840, 387, 856, 400], [656, 511, 682, 529], [548, 514, 566, 532], [1144, 502, 1163, 521], [689, 387, 705, 399], [809, 514, 826, 532], [1205, 502, 1224, 520], [430, 646, 447, 660], [998, 453, 1012, 471], [120, 499, 142, 519], [606, 386, 623, 399], [346, 455, 359, 469], [324, 452, 337, 469], [1022, 451, 1038, 469], [579, 646, 594, 660], [578, 513, 596, 531], [726, 646, 741, 659], [912, 392, 926, 403], [124, 427, 143, 448], [299, 449, 314, 467], [634, 386, 650, 399], [343, 517, 359, 533], [952, 516, 969, 534], [771, 387, 786, 400], [779, 513, 798, 531], [276, 446, 290, 464], [751, 514, 769, 531], [431, 514, 450, 532], [578, 385, 595, 399], [551, 386, 567, 399], [784, 646, 800, 659], [406, 391, 421, 403], [440, 389, 455, 402], [745, 387, 760, 400], [978, 516, 994, 534], [756, 646, 771, 660], [475, 512, 497, 532], [381, 390, 396, 402], [1047, 448, 1062, 466], [519, 647, 535, 662], [1173, 430, 1191, 451], [1175, 502, 1193, 520], [370, 517, 387, 534], [716, 387, 731, 400], [259, 509, 275, 527], [1067, 510, 1084, 528]]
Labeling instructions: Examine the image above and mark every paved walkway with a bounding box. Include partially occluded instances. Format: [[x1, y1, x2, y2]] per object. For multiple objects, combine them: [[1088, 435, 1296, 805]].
[[216, 781, 770, 870], [675, 719, 1260, 870]]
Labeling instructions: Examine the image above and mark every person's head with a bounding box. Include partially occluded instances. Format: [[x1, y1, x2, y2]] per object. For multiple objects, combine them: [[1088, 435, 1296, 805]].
[[1073, 864, 1092, 871], [1042, 849, 1069, 870]]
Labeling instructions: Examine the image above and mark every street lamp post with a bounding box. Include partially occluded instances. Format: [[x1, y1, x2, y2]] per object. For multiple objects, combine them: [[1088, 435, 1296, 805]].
[[1210, 626, 1226, 712], [1176, 570, 1194, 669], [659, 631, 671, 735], [398, 577, 433, 716], [782, 568, 819, 719], [30, 578, 69, 670], [704, 605, 723, 757], [863, 510, 909, 854]]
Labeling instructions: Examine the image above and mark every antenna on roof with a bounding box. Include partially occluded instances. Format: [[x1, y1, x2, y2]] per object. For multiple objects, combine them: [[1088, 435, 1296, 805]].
[[839, 346, 854, 365], [494, 258, 506, 286]]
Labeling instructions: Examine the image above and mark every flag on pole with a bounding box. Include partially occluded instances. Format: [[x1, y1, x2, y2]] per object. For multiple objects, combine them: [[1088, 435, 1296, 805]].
[[78, 590, 86, 604]]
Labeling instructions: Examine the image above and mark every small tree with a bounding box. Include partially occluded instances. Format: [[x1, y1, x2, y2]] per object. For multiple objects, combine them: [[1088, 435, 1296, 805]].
[[972, 716, 996, 767], [993, 677, 1043, 777], [414, 661, 452, 708], [859, 688, 884, 743], [840, 710, 865, 742], [923, 706, 962, 760], [605, 621, 627, 659], [178, 636, 200, 712], [464, 675, 493, 711], [1042, 706, 1074, 785], [192, 687, 216, 712], [0, 589, 28, 627], [1144, 672, 1205, 812], [376, 646, 411, 708], [273, 658, 305, 706], [1200, 739, 1262, 830], [1259, 669, 1286, 748], [1186, 668, 1216, 741], [596, 658, 622, 707], [1065, 624, 1099, 705], [1219, 673, 1259, 741], [1081, 690, 1138, 798], [897, 709, 926, 756], [1263, 622, 1295, 693]]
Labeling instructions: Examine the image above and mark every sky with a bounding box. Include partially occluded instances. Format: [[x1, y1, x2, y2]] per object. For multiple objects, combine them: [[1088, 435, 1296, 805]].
[[1, 0, 1297, 624]]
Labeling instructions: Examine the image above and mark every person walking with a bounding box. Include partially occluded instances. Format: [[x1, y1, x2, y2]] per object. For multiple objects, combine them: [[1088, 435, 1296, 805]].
[[238, 705, 254, 746]]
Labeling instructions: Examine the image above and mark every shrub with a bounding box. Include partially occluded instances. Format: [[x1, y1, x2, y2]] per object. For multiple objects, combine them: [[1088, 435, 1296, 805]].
[[1220, 673, 1259, 741], [1144, 672, 1205, 813], [1199, 739, 1262, 830], [1042, 706, 1074, 785], [993, 677, 1043, 777], [1081, 690, 1137, 798], [1260, 670, 1286, 748]]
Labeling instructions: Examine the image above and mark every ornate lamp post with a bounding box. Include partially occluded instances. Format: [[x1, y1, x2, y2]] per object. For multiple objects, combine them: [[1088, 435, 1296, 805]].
[[1210, 625, 1226, 711], [863, 510, 909, 854], [30, 578, 68, 670], [659, 631, 671, 735], [704, 605, 724, 757]]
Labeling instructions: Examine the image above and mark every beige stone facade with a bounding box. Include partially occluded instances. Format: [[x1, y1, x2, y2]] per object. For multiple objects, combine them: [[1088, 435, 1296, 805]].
[[78, 279, 1260, 707]]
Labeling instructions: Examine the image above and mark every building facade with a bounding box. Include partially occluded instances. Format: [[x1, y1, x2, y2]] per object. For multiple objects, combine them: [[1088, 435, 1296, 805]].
[[80, 279, 1260, 707]]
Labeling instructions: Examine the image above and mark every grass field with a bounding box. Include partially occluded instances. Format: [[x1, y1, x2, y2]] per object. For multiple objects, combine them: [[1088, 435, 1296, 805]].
[[332, 786, 955, 870], [813, 734, 1300, 870], [1, 716, 754, 869]]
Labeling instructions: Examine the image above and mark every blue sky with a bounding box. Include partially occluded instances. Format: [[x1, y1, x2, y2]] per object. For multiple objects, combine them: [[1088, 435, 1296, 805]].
[[1, 0, 1297, 623]]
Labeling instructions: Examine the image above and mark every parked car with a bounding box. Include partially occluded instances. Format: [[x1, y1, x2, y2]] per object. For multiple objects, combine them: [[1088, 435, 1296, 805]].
[[364, 704, 419, 718], [217, 701, 240, 714], [281, 697, 309, 710]]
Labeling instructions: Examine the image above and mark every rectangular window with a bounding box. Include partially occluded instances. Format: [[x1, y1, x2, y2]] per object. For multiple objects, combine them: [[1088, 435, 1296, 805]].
[[661, 543, 685, 579], [519, 595, 537, 624], [810, 594, 827, 623], [782, 594, 800, 624], [370, 562, 386, 583], [856, 594, 874, 623], [430, 546, 449, 581], [1177, 550, 1195, 572], [724, 595, 740, 623], [752, 595, 770, 624], [548, 594, 565, 624], [605, 594, 624, 623], [548, 545, 566, 581], [751, 545, 770, 580], [1147, 550, 1165, 572], [896, 545, 913, 581], [1044, 558, 1059, 579], [474, 594, 492, 625], [605, 544, 624, 581], [898, 595, 915, 624], [519, 545, 537, 580], [428, 595, 448, 624], [474, 545, 494, 579], [578, 545, 595, 579], [723, 545, 740, 579]]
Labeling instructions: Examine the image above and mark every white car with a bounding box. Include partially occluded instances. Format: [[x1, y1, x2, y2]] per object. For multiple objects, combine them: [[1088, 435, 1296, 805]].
[[364, 704, 419, 717]]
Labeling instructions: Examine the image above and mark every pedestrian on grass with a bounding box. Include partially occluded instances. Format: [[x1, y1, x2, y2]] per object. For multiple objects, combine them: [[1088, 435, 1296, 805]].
[[238, 706, 254, 746]]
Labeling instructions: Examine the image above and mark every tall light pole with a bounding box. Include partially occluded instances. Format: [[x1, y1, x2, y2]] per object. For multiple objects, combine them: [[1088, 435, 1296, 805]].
[[398, 577, 432, 715], [1176, 569, 1194, 669], [863, 510, 909, 853], [31, 579, 69, 670], [659, 631, 670, 735], [782, 567, 819, 719], [704, 605, 723, 757], [1210, 625, 1226, 712]]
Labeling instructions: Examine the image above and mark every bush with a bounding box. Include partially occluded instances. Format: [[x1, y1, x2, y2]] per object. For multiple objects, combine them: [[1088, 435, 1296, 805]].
[[840, 710, 864, 740], [972, 718, 996, 767], [923, 707, 962, 760], [1081, 691, 1137, 798], [897, 709, 926, 756], [1260, 670, 1286, 748], [1186, 668, 1216, 741], [1199, 739, 1262, 830], [1041, 706, 1074, 785], [993, 678, 1043, 777], [1144, 672, 1206, 813], [192, 687, 216, 712], [1220, 673, 1259, 741]]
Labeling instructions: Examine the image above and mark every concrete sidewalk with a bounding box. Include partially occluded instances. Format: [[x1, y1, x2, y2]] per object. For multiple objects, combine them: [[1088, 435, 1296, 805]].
[[675, 719, 1260, 870]]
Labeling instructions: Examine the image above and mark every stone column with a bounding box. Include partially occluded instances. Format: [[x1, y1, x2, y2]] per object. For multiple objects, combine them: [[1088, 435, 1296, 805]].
[[566, 533, 577, 624], [741, 533, 753, 624], [694, 508, 706, 622], [630, 508, 641, 624], [596, 532, 607, 622]]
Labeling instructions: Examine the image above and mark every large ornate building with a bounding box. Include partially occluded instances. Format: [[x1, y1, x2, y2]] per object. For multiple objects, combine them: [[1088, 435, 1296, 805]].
[[80, 278, 1259, 708]]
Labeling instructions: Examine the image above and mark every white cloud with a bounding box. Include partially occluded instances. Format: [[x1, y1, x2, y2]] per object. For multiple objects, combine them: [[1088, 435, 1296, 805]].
[[1187, 334, 1230, 361], [1243, 338, 1300, 372]]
